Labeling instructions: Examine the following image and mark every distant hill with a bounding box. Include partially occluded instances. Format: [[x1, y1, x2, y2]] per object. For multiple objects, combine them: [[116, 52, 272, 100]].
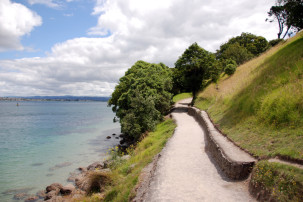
[[1, 96, 110, 102]]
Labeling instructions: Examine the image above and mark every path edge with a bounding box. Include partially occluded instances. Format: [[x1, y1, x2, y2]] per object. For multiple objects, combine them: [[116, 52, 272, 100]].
[[188, 107, 256, 180]]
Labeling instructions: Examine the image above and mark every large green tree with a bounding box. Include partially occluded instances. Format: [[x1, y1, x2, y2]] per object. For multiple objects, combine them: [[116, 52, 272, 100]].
[[108, 61, 173, 140], [174, 43, 217, 105]]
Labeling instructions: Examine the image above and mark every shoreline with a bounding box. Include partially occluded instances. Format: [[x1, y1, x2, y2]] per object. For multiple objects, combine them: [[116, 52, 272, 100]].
[[1, 129, 122, 202]]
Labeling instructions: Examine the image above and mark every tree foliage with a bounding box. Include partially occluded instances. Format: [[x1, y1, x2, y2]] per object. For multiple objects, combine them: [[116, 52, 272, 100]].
[[267, 0, 303, 39], [216, 33, 268, 70], [174, 43, 217, 104], [108, 61, 173, 140]]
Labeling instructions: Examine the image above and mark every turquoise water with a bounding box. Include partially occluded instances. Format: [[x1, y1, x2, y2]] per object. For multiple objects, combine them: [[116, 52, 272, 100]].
[[0, 101, 120, 201]]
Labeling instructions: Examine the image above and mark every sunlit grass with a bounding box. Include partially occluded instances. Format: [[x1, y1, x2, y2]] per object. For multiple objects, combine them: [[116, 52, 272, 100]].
[[172, 92, 192, 103], [100, 119, 176, 202], [251, 161, 303, 201], [195, 32, 303, 159]]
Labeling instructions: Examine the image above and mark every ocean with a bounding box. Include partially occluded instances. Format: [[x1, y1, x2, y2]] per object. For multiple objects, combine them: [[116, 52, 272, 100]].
[[0, 101, 120, 201]]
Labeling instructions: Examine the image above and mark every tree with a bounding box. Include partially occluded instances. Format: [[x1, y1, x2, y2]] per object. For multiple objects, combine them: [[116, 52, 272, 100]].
[[267, 0, 303, 39], [216, 33, 268, 60], [220, 42, 253, 65], [174, 43, 217, 105], [108, 61, 173, 140], [283, 0, 303, 31], [269, 38, 284, 47]]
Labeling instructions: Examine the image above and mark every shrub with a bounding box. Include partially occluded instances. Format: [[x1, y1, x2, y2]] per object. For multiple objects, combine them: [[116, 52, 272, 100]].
[[87, 171, 112, 195], [269, 38, 284, 47], [224, 64, 236, 75]]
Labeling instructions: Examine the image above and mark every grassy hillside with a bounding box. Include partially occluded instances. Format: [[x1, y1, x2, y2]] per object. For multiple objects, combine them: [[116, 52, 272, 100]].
[[195, 32, 303, 160]]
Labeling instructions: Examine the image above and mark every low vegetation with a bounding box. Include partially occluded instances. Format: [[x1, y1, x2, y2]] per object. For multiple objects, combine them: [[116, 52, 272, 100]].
[[98, 119, 176, 201], [172, 92, 192, 103], [251, 161, 303, 201]]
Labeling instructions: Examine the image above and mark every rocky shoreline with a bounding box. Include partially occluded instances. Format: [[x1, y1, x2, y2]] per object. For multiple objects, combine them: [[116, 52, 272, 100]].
[[10, 132, 133, 202]]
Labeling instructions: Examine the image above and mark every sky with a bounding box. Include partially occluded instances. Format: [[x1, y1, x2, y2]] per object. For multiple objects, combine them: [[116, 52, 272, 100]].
[[0, 0, 278, 96]]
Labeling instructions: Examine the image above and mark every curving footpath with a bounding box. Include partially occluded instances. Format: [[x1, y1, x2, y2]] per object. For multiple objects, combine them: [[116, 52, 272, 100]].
[[142, 98, 255, 202]]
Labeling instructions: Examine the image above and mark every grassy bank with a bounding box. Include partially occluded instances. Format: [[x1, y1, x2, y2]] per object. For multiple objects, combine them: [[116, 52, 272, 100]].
[[195, 32, 303, 159], [173, 93, 192, 103], [83, 119, 176, 201], [194, 32, 303, 200], [250, 161, 303, 201]]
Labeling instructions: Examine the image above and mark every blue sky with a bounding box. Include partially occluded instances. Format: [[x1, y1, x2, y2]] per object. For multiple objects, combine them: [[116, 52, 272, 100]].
[[0, 0, 278, 96], [1, 0, 99, 59]]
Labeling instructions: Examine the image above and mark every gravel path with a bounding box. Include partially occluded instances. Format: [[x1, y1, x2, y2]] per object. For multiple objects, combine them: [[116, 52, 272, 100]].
[[144, 99, 255, 202]]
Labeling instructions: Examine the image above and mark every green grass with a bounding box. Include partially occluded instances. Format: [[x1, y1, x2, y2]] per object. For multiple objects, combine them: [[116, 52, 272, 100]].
[[195, 32, 303, 160], [251, 161, 303, 201], [195, 32, 303, 201], [99, 119, 176, 202], [172, 92, 192, 103]]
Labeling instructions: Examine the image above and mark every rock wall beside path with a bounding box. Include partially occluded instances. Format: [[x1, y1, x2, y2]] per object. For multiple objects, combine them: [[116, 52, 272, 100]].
[[188, 107, 256, 180]]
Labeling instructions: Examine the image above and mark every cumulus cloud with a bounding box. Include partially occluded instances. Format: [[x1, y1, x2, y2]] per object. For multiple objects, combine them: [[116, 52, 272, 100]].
[[0, 0, 278, 96], [0, 0, 42, 51]]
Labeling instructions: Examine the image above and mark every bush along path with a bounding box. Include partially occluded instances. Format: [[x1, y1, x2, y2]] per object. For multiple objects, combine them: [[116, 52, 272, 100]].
[[141, 98, 255, 201]]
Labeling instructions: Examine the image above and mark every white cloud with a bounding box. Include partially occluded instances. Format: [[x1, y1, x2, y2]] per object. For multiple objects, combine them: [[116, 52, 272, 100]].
[[27, 0, 60, 8], [27, 0, 75, 8], [0, 0, 278, 96], [0, 0, 42, 51]]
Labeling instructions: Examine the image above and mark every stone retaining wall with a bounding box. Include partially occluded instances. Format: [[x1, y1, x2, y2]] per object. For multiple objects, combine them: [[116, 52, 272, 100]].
[[188, 107, 255, 180]]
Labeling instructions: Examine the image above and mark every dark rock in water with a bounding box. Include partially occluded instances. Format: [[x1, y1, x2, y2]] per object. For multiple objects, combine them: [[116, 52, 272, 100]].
[[115, 137, 119, 139], [78, 167, 87, 173], [106, 136, 111, 139], [31, 163, 44, 167], [60, 184, 75, 195], [24, 195, 39, 202], [87, 162, 104, 171], [46, 183, 63, 193], [119, 139, 125, 144], [49, 162, 72, 171], [13, 193, 28, 200], [112, 133, 116, 136], [2, 187, 34, 195], [36, 190, 46, 199]]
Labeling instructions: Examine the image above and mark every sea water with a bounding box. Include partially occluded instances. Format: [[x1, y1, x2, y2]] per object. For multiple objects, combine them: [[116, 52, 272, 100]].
[[0, 101, 120, 201]]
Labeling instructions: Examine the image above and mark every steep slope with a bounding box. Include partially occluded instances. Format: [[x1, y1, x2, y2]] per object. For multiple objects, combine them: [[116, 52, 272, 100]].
[[195, 31, 303, 160]]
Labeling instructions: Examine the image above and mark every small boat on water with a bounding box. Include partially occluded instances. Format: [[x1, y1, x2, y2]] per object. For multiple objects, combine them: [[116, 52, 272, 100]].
[[16, 103, 19, 106]]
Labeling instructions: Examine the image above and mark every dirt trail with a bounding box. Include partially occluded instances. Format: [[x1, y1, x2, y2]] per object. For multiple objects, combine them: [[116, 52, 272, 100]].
[[144, 99, 255, 201]]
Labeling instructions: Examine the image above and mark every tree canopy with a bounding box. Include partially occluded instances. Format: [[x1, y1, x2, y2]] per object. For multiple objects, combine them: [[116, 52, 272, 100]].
[[216, 33, 268, 70], [174, 43, 217, 104], [267, 0, 303, 39], [108, 61, 173, 140]]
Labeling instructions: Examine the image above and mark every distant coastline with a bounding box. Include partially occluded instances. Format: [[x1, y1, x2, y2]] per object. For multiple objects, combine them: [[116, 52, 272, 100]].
[[0, 96, 110, 102]]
